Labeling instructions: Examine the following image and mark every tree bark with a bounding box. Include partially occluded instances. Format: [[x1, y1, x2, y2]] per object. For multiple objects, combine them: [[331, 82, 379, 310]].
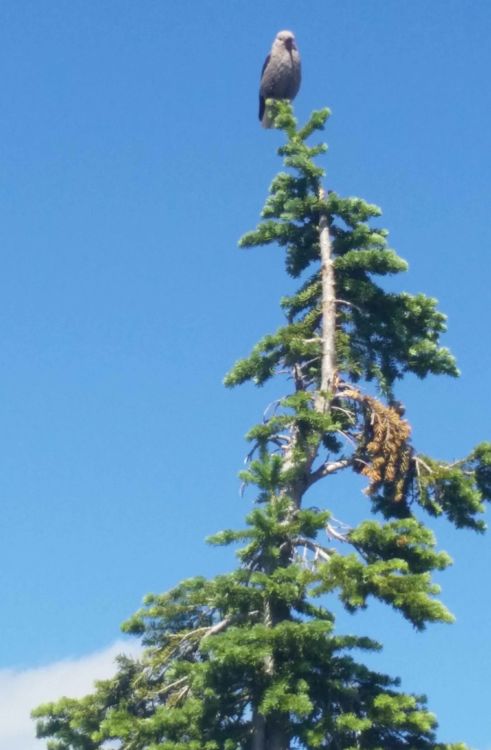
[[251, 192, 336, 750], [251, 709, 266, 750], [316, 189, 336, 407]]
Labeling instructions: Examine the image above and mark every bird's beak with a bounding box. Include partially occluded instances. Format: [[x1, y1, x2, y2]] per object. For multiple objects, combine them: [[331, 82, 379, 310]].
[[285, 38, 296, 51]]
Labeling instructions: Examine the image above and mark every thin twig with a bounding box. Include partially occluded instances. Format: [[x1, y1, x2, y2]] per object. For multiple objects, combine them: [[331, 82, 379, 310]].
[[155, 676, 188, 697], [325, 523, 348, 542], [338, 430, 357, 447], [335, 298, 363, 314], [331, 404, 356, 420], [263, 399, 283, 422], [415, 456, 434, 474]]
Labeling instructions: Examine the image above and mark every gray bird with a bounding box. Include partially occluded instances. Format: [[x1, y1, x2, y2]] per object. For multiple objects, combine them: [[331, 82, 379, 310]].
[[259, 30, 301, 128]]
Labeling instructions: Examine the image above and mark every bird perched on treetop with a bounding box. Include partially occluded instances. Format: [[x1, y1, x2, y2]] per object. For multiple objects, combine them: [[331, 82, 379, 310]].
[[259, 30, 301, 128]]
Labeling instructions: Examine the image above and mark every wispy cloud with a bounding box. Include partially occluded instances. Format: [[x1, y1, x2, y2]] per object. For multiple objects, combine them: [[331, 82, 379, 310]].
[[0, 640, 141, 750]]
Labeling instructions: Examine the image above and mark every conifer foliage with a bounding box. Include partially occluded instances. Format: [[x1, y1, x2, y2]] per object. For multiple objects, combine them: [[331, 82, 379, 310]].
[[33, 103, 491, 750]]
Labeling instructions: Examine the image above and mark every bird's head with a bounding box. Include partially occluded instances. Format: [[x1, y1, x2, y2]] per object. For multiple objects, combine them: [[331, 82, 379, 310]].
[[275, 30, 297, 52]]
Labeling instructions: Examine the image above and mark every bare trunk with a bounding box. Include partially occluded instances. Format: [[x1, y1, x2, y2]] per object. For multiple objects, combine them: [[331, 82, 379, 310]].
[[316, 189, 337, 407], [250, 191, 336, 750]]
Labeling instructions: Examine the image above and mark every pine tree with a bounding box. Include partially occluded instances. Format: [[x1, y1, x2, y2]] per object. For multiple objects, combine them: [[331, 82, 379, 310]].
[[33, 102, 491, 750]]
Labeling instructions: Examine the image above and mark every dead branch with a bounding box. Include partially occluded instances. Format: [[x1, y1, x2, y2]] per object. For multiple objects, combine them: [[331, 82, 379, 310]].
[[155, 675, 188, 697], [325, 523, 348, 543], [292, 536, 333, 562], [308, 458, 351, 487]]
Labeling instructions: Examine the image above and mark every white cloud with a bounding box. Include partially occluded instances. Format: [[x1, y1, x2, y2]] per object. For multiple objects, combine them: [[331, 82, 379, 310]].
[[0, 640, 141, 750]]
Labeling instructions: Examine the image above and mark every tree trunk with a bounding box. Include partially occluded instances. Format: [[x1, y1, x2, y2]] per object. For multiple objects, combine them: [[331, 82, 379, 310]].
[[316, 188, 336, 405], [250, 193, 335, 750], [251, 708, 266, 750]]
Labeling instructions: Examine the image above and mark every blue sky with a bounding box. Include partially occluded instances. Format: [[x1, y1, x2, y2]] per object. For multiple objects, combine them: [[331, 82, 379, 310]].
[[0, 1, 490, 748]]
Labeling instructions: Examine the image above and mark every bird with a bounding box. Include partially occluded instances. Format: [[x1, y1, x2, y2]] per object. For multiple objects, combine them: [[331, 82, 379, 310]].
[[259, 30, 301, 128]]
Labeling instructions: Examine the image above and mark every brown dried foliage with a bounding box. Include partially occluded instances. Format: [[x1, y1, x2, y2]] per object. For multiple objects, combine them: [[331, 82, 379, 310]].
[[340, 387, 412, 502]]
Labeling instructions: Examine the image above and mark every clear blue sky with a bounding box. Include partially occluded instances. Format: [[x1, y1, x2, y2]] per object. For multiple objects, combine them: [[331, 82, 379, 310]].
[[0, 1, 490, 747]]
